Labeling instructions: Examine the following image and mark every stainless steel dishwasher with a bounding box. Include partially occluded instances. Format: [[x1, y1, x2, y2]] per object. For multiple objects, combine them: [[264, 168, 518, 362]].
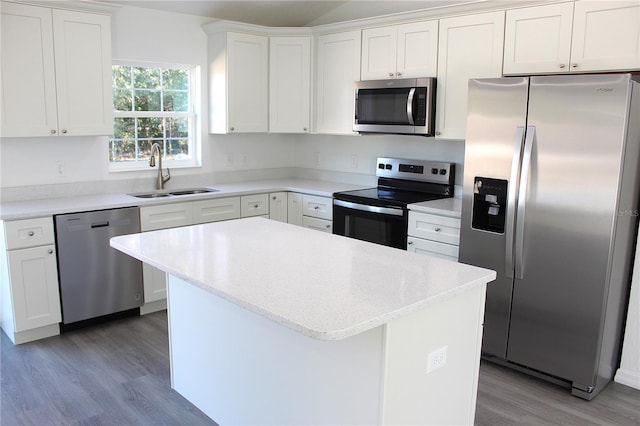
[[54, 207, 143, 325]]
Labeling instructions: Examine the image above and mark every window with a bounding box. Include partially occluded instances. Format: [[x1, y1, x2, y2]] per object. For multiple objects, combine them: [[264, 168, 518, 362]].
[[109, 62, 199, 170]]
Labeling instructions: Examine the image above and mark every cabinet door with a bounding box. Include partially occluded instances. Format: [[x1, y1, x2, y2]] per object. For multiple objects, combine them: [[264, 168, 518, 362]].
[[571, 0, 640, 72], [302, 216, 333, 233], [315, 30, 361, 134], [269, 37, 311, 133], [0, 3, 58, 137], [52, 9, 112, 136], [408, 211, 461, 245], [302, 194, 333, 220], [140, 203, 194, 231], [269, 192, 288, 223], [227, 32, 269, 133], [142, 264, 167, 304], [361, 26, 397, 80], [503, 2, 574, 75], [7, 245, 62, 332], [193, 197, 240, 224], [396, 20, 438, 78], [407, 236, 459, 262], [436, 12, 505, 140], [287, 192, 304, 226], [241, 194, 270, 217]]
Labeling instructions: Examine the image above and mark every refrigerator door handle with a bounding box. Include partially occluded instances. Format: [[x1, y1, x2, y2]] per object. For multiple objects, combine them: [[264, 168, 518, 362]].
[[505, 126, 526, 278], [515, 126, 536, 279]]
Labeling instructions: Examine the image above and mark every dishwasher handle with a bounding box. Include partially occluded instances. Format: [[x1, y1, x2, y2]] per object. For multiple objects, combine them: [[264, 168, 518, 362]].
[[91, 221, 110, 229]]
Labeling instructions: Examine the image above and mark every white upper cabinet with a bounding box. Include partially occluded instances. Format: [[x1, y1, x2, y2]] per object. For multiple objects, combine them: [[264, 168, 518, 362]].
[[503, 2, 574, 75], [206, 28, 269, 133], [436, 11, 505, 140], [571, 0, 640, 72], [504, 1, 640, 75], [315, 30, 361, 134], [269, 36, 311, 133], [361, 20, 438, 80], [1, 2, 112, 138]]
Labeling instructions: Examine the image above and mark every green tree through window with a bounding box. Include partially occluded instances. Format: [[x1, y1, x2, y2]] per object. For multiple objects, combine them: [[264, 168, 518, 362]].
[[109, 64, 197, 169]]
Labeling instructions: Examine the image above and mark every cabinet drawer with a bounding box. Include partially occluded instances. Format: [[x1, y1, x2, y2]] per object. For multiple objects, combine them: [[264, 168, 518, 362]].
[[302, 194, 332, 220], [407, 236, 459, 261], [302, 216, 332, 233], [408, 211, 460, 245], [241, 194, 269, 217], [4, 217, 55, 249], [193, 197, 240, 224], [140, 203, 194, 231]]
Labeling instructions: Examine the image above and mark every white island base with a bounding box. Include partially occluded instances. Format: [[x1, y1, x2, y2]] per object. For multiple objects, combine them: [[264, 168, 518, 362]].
[[168, 273, 486, 425]]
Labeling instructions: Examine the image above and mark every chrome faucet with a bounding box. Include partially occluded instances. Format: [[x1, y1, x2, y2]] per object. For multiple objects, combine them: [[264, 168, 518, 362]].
[[149, 142, 171, 190]]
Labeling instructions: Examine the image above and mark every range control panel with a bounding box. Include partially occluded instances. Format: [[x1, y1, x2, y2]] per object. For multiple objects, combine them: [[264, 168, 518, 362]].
[[376, 157, 455, 185]]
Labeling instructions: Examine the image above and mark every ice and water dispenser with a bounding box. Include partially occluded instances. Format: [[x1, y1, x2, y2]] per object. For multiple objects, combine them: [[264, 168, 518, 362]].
[[472, 177, 507, 233]]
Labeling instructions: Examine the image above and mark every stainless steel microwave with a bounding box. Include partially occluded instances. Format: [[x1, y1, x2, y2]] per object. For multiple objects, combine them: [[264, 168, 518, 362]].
[[354, 77, 436, 136]]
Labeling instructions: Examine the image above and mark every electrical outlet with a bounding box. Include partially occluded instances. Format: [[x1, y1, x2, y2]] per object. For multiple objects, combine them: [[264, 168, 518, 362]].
[[241, 152, 249, 167], [313, 151, 320, 167], [56, 161, 66, 177], [350, 154, 358, 169], [427, 345, 448, 373]]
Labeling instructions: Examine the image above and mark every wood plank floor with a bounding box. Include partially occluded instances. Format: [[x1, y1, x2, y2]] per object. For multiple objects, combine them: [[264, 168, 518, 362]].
[[1, 311, 639, 425]]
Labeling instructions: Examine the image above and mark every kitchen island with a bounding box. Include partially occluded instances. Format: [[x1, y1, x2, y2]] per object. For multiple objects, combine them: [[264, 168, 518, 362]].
[[111, 217, 495, 425]]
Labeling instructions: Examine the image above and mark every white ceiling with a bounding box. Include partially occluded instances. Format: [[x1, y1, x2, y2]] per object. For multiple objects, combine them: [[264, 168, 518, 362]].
[[105, 1, 478, 27]]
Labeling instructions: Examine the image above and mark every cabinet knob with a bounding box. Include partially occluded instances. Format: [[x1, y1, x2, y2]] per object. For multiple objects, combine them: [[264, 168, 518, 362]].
[[48, 249, 53, 254], [388, 72, 394, 77], [407, 240, 414, 245], [435, 131, 441, 136], [303, 127, 307, 132], [50, 129, 57, 135], [61, 129, 67, 134], [396, 72, 402, 77], [325, 224, 331, 229], [28, 231, 35, 236], [230, 127, 235, 131], [314, 206, 319, 210], [559, 63, 566, 69], [272, 196, 277, 200], [571, 63, 578, 68], [254, 204, 259, 208], [434, 227, 441, 232]]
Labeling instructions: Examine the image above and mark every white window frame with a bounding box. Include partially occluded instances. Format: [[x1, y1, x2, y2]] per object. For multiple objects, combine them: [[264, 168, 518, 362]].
[[109, 60, 201, 172]]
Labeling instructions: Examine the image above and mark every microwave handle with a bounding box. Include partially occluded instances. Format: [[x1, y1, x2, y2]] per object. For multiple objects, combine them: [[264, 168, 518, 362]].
[[406, 88, 415, 125], [354, 89, 359, 124]]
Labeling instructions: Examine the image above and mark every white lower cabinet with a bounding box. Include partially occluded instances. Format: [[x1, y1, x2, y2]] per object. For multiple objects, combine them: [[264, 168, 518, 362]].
[[140, 198, 241, 314], [302, 216, 333, 233], [241, 194, 270, 217], [300, 194, 333, 233], [193, 197, 241, 224], [287, 193, 333, 232], [287, 192, 304, 226], [0, 217, 62, 344], [269, 192, 288, 223], [407, 211, 461, 262]]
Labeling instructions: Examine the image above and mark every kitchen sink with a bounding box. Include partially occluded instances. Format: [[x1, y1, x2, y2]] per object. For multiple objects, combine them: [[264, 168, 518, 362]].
[[128, 187, 219, 198]]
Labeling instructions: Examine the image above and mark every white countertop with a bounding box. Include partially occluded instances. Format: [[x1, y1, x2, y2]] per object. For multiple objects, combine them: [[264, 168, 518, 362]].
[[409, 197, 462, 218], [111, 217, 495, 341], [0, 179, 367, 221]]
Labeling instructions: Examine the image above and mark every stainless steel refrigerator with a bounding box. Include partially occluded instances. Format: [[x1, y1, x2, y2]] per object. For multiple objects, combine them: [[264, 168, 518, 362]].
[[459, 74, 640, 400]]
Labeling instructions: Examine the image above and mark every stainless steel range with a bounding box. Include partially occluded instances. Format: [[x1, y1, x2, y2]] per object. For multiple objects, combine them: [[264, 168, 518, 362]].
[[333, 157, 454, 249]]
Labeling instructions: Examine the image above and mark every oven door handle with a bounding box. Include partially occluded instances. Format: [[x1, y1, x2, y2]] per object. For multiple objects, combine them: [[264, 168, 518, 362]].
[[333, 199, 404, 216]]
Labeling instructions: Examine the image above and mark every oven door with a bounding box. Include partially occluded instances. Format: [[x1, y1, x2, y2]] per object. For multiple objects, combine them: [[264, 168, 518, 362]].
[[332, 200, 408, 249]]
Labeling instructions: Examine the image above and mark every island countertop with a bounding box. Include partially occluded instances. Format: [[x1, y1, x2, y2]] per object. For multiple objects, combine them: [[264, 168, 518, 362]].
[[111, 217, 495, 340]]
